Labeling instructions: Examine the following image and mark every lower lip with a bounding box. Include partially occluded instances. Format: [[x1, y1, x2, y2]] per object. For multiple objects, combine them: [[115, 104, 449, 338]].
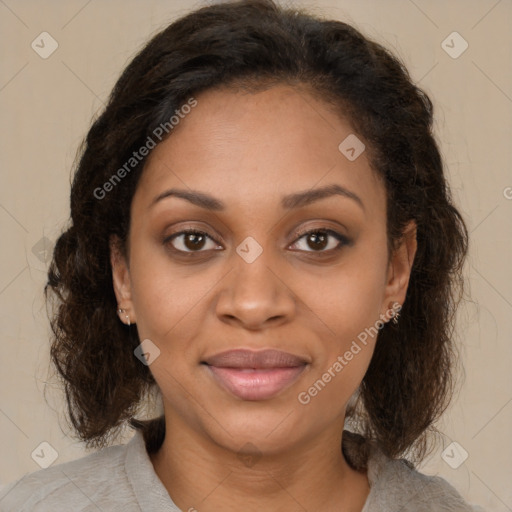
[[205, 365, 307, 401]]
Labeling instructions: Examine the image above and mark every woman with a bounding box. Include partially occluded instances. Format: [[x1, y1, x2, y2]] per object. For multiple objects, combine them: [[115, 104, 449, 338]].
[[0, 0, 483, 510]]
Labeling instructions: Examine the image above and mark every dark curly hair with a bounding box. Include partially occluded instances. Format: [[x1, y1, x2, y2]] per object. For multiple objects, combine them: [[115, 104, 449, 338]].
[[44, 0, 468, 462]]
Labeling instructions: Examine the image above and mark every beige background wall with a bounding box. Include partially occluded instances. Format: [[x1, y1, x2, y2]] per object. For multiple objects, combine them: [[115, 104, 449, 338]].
[[0, 0, 511, 510]]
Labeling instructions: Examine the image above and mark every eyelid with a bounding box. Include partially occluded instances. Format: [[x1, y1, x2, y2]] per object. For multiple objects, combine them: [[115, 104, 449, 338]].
[[291, 225, 344, 240], [289, 226, 351, 250], [164, 227, 222, 249]]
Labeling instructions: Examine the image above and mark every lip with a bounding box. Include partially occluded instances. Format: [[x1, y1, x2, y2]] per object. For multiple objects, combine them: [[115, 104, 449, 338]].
[[202, 348, 309, 368], [202, 349, 309, 401]]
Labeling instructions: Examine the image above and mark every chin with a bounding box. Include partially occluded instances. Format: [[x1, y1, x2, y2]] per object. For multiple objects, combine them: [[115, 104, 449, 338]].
[[201, 403, 307, 454]]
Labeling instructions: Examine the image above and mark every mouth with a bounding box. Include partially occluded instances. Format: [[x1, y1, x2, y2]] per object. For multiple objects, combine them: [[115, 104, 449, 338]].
[[201, 349, 309, 401]]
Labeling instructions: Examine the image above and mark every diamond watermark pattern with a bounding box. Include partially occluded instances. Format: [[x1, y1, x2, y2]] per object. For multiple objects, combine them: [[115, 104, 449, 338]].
[[31, 441, 59, 469], [441, 441, 469, 469], [31, 236, 54, 263], [338, 134, 365, 161], [236, 236, 263, 263], [237, 442, 262, 467], [31, 32, 59, 59], [134, 338, 161, 366], [441, 32, 468, 59]]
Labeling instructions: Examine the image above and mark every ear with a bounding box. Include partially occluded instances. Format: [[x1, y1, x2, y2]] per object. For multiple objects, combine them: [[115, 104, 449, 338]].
[[382, 220, 417, 315], [110, 235, 137, 324]]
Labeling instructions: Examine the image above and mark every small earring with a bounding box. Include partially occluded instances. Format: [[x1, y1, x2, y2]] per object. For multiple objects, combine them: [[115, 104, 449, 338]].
[[117, 307, 131, 326], [387, 301, 401, 325]]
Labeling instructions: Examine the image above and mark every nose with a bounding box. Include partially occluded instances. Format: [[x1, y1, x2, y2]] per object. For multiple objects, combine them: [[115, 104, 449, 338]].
[[215, 246, 296, 330]]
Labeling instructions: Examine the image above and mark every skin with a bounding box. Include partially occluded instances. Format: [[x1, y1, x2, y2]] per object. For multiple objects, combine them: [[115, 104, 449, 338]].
[[111, 84, 417, 512]]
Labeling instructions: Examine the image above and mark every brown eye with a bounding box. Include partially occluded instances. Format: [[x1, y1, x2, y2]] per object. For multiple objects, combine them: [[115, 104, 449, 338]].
[[305, 231, 328, 251], [290, 229, 350, 253], [166, 229, 220, 253]]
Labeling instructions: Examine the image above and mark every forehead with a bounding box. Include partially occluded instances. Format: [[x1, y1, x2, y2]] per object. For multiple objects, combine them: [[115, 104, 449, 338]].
[[134, 85, 385, 217]]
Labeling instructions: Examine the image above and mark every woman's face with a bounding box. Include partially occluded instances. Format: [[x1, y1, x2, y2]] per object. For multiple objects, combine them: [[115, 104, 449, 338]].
[[111, 84, 415, 455]]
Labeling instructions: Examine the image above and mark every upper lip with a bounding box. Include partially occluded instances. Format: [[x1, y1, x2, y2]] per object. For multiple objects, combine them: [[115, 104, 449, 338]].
[[202, 349, 309, 369]]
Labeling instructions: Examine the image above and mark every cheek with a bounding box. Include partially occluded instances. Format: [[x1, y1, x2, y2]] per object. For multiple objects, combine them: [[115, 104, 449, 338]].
[[296, 271, 383, 413], [128, 259, 208, 399], [128, 242, 203, 344], [296, 243, 387, 393], [304, 250, 387, 339]]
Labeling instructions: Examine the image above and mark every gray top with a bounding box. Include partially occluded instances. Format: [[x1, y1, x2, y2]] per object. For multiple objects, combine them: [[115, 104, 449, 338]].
[[0, 429, 484, 511]]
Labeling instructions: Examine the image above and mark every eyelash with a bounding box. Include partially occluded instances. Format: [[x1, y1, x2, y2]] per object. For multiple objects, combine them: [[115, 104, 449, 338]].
[[164, 227, 350, 255], [291, 227, 350, 252]]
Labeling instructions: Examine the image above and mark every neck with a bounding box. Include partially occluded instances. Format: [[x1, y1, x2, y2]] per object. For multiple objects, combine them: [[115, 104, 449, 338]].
[[148, 414, 370, 512]]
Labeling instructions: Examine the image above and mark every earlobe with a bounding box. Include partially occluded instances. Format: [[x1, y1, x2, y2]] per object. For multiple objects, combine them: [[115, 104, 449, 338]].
[[110, 235, 137, 324], [383, 220, 417, 311]]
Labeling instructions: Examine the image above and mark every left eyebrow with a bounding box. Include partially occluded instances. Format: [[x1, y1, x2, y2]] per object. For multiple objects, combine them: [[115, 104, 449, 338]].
[[149, 183, 365, 212], [281, 184, 365, 212]]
